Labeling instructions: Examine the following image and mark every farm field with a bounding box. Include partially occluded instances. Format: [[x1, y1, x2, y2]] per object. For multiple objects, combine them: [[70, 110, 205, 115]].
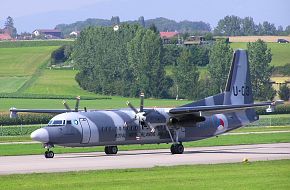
[[0, 159, 289, 190], [0, 46, 58, 93], [0, 96, 191, 112], [23, 69, 98, 97], [230, 42, 290, 67]]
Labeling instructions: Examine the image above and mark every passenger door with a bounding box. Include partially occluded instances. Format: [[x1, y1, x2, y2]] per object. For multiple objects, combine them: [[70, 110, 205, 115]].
[[79, 118, 91, 144]]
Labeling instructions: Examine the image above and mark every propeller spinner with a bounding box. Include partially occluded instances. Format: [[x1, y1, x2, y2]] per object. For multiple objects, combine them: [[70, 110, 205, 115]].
[[126, 93, 155, 133]]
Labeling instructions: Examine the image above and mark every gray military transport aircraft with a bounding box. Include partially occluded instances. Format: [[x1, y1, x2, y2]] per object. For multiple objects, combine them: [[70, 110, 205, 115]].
[[10, 49, 282, 158]]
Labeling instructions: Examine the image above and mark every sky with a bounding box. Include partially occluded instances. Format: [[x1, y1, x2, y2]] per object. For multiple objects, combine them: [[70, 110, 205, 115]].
[[1, 0, 289, 33]]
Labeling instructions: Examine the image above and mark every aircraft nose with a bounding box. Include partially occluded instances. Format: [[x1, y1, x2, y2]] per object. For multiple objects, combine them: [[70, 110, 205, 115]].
[[30, 128, 49, 142]]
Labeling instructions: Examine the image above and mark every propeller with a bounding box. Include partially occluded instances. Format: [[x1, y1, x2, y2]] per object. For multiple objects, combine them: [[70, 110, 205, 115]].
[[63, 96, 81, 112], [126, 93, 155, 134]]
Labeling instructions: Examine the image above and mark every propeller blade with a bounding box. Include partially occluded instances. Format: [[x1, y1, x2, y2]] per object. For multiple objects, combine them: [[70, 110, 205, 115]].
[[140, 92, 144, 112], [62, 100, 71, 111], [126, 101, 138, 114], [144, 121, 155, 133], [75, 96, 80, 112]]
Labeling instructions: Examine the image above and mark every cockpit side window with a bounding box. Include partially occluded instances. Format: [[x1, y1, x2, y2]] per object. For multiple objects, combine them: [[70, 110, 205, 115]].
[[48, 120, 65, 126]]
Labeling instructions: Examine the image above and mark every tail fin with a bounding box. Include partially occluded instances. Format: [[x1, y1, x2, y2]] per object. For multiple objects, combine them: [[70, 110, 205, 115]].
[[223, 49, 253, 105], [180, 49, 253, 108]]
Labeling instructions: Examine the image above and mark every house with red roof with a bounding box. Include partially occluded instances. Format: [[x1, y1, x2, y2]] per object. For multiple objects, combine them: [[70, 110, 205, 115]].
[[0, 33, 12, 41], [159, 31, 179, 44]]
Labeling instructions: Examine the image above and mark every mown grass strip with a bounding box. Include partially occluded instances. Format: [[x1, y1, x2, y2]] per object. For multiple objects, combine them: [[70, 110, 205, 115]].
[[0, 159, 289, 190]]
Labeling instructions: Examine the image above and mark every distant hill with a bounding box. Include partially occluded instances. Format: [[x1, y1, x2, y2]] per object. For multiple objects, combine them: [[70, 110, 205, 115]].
[[55, 17, 211, 36]]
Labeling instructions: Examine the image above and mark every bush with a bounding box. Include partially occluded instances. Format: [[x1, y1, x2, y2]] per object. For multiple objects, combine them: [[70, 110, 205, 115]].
[[0, 40, 73, 48], [0, 113, 54, 126], [255, 104, 290, 115], [0, 125, 41, 136]]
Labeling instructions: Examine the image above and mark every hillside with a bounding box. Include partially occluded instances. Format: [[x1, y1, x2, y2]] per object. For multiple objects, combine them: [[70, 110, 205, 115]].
[[55, 17, 211, 36], [230, 42, 290, 67], [0, 42, 99, 98], [0, 46, 57, 93]]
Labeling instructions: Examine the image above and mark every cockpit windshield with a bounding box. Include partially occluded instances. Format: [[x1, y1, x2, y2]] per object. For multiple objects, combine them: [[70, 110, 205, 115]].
[[48, 120, 65, 126]]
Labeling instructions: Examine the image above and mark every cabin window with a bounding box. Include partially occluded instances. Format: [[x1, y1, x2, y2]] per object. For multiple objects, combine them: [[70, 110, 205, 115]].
[[67, 120, 72, 125], [74, 120, 79, 125]]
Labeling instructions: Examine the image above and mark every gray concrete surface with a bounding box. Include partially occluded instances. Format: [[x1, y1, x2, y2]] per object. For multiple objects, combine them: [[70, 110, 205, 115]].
[[0, 143, 289, 175]]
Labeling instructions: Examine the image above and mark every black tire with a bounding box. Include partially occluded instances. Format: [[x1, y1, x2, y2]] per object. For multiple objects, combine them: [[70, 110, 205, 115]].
[[44, 151, 49, 158], [170, 144, 184, 154], [170, 144, 177, 154], [111, 146, 118, 154], [104, 146, 109, 154], [105, 146, 118, 155], [176, 144, 184, 154], [44, 150, 54, 158], [48, 151, 54, 158]]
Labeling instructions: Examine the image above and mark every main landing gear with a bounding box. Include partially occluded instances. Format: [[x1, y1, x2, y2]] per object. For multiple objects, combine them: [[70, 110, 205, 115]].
[[166, 126, 184, 154], [170, 143, 184, 154], [43, 143, 54, 158], [105, 146, 118, 155]]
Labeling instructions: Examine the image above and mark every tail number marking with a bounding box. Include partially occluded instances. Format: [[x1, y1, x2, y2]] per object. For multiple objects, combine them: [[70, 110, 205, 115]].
[[233, 86, 250, 96]]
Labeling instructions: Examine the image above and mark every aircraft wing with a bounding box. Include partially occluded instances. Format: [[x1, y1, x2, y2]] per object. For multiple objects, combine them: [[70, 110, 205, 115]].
[[169, 101, 280, 115], [9, 108, 68, 114]]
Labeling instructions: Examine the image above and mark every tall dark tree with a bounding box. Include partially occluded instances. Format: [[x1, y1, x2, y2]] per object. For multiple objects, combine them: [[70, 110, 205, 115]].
[[214, 15, 242, 36], [138, 16, 145, 27], [4, 16, 17, 38], [278, 84, 290, 101], [173, 49, 199, 99], [247, 39, 276, 100], [111, 16, 120, 26], [208, 41, 233, 94], [241, 17, 256, 35], [262, 21, 277, 35], [128, 28, 170, 97]]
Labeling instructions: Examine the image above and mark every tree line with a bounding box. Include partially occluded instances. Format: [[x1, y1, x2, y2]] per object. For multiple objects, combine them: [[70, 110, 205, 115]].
[[56, 17, 211, 36], [72, 24, 275, 101], [214, 15, 290, 36]]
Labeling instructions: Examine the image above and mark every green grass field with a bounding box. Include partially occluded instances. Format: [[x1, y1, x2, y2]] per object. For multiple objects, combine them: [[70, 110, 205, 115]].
[[0, 159, 289, 190], [230, 42, 290, 67], [24, 69, 98, 97], [0, 46, 58, 93], [0, 97, 190, 112]]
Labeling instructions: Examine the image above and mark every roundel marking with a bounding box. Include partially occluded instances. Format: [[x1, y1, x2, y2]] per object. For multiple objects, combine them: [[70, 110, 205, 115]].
[[216, 114, 228, 131]]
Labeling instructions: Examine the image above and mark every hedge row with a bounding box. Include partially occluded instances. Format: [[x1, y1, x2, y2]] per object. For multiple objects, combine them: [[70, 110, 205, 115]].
[[0, 40, 73, 48], [0, 125, 41, 136], [249, 115, 290, 126], [255, 104, 290, 115], [0, 93, 110, 100], [0, 113, 54, 126]]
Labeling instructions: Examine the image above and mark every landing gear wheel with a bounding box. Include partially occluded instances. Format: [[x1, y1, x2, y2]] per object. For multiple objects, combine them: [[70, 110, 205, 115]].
[[44, 150, 54, 158], [104, 146, 118, 155], [170, 143, 184, 154]]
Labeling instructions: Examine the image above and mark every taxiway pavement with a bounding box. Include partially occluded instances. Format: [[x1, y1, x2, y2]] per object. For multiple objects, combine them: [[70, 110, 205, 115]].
[[0, 143, 289, 175]]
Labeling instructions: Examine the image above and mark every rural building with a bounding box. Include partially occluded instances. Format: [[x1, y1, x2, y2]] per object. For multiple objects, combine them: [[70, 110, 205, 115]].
[[184, 36, 205, 46], [160, 31, 179, 44], [32, 29, 62, 39], [69, 31, 80, 38], [0, 33, 12, 41]]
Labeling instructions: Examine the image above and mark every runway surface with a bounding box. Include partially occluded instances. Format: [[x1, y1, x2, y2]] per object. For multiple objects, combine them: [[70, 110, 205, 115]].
[[1, 143, 290, 175]]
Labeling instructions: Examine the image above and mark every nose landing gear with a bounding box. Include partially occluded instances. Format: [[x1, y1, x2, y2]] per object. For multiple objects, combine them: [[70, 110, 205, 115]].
[[43, 143, 54, 158]]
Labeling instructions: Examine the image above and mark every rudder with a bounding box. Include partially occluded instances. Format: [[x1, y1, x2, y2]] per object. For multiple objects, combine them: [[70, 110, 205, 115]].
[[223, 49, 253, 105]]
